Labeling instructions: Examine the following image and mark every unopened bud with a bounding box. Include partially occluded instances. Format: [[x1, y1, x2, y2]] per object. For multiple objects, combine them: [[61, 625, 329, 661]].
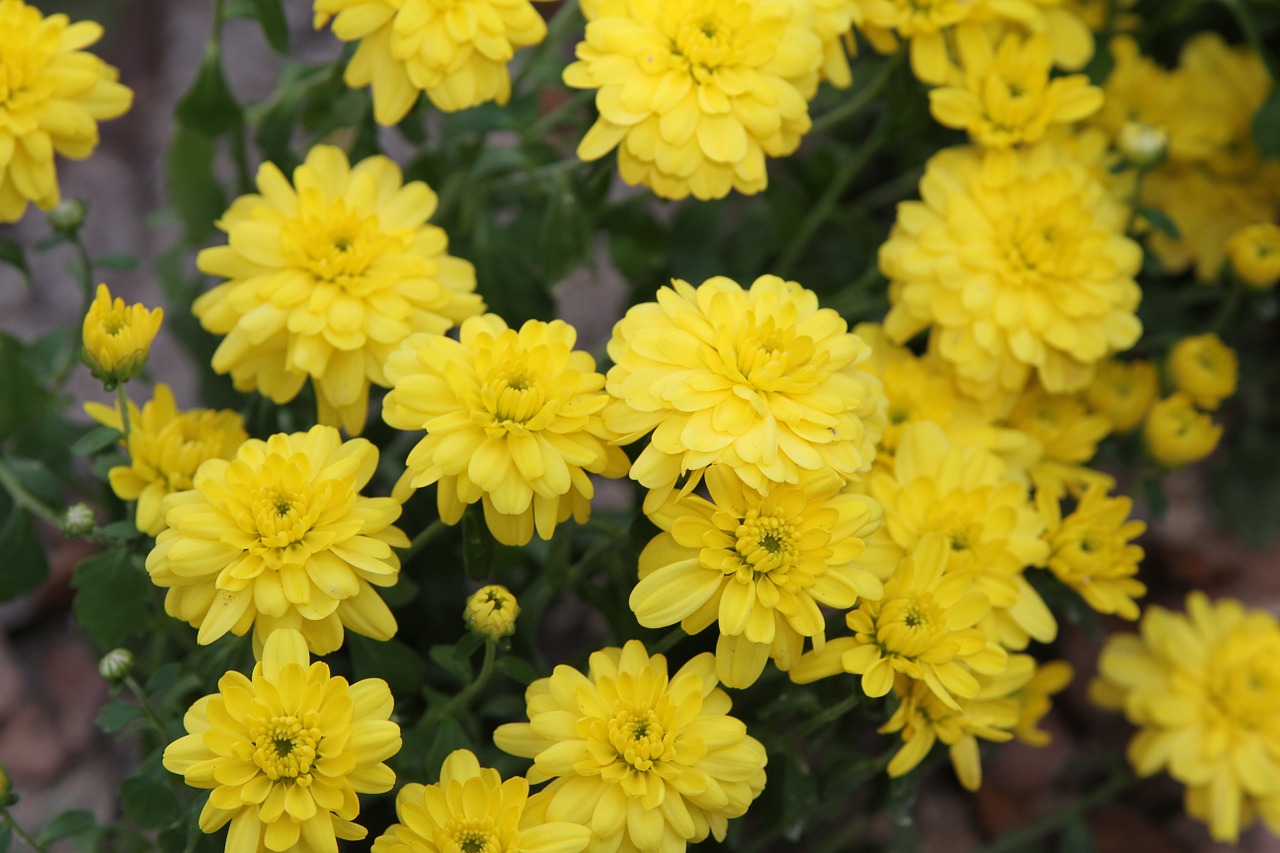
[[0, 762, 10, 804], [464, 584, 519, 641], [63, 503, 96, 537], [48, 198, 87, 233], [1118, 122, 1168, 169], [98, 648, 134, 683]]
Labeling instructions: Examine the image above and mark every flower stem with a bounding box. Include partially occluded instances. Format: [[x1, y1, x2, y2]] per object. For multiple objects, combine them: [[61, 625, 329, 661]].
[[0, 807, 46, 853], [124, 675, 168, 738], [442, 640, 497, 716], [810, 54, 900, 136], [648, 627, 686, 656], [0, 460, 62, 528], [886, 772, 919, 853], [972, 767, 1135, 853], [115, 385, 133, 445], [401, 519, 448, 562], [785, 691, 862, 740], [512, 0, 581, 94], [521, 90, 594, 144]]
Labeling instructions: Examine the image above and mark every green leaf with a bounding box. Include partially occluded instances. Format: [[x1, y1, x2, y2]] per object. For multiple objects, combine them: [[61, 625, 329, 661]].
[[21, 327, 74, 386], [1136, 204, 1181, 240], [461, 508, 494, 582], [537, 183, 592, 283], [1057, 817, 1098, 853], [420, 716, 472, 783], [0, 333, 45, 440], [166, 125, 227, 242], [348, 635, 427, 698], [121, 773, 183, 829], [101, 520, 141, 542], [174, 51, 242, 136], [428, 644, 472, 683], [93, 253, 139, 272], [0, 823, 12, 853], [36, 810, 97, 845], [4, 458, 61, 508], [495, 655, 539, 686], [72, 425, 123, 456], [0, 238, 29, 287], [96, 700, 145, 735], [1254, 87, 1280, 159], [248, 0, 289, 53], [0, 491, 49, 602], [72, 549, 152, 648]]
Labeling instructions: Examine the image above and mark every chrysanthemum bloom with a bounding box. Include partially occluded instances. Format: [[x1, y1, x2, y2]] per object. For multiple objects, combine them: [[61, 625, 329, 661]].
[[880, 142, 1143, 405], [1012, 659, 1072, 746], [879, 654, 1036, 791], [1038, 483, 1145, 620], [811, 0, 860, 88], [1142, 393, 1221, 468], [1167, 333, 1237, 412], [163, 629, 401, 852], [1003, 383, 1112, 499], [84, 383, 247, 537], [0, 0, 132, 223], [630, 465, 885, 688], [791, 532, 1006, 709], [81, 283, 163, 390], [861, 421, 1053, 651], [928, 31, 1103, 152], [313, 0, 548, 123], [195, 144, 483, 435], [464, 584, 520, 641], [371, 749, 590, 853], [1085, 359, 1158, 433], [494, 641, 767, 852], [1092, 593, 1280, 842], [146, 425, 409, 654], [1227, 223, 1280, 290], [383, 315, 629, 547], [564, 0, 822, 201], [606, 275, 886, 512]]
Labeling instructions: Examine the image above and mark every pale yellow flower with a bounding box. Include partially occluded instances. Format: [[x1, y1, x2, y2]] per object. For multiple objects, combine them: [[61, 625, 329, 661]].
[[1167, 333, 1237, 412], [1039, 484, 1145, 620], [81, 284, 163, 390]]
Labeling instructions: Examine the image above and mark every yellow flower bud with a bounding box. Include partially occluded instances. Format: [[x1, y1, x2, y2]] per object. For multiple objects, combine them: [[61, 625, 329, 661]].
[[1167, 333, 1237, 411], [1117, 121, 1168, 169], [81, 284, 163, 390], [1226, 222, 1280, 290], [1086, 359, 1159, 433], [1143, 393, 1222, 467], [464, 585, 519, 640]]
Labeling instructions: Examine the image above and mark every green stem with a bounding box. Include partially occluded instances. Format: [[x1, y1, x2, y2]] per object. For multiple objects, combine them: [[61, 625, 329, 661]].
[[1211, 279, 1243, 334], [647, 627, 686, 656], [401, 519, 449, 562], [124, 675, 168, 737], [441, 640, 497, 716], [810, 55, 900, 136], [512, 0, 581, 94], [886, 773, 919, 853], [785, 691, 862, 740], [0, 460, 61, 527], [0, 807, 46, 853], [115, 385, 133, 446], [776, 117, 889, 278], [521, 90, 593, 143], [70, 234, 95, 321], [972, 768, 1135, 853]]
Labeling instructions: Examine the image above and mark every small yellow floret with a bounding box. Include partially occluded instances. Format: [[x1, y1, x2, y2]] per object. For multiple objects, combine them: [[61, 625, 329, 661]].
[[1142, 393, 1222, 468], [81, 284, 163, 390], [1167, 333, 1237, 411], [463, 584, 520, 641], [1086, 359, 1159, 433], [1227, 222, 1280, 290], [1039, 483, 1145, 620]]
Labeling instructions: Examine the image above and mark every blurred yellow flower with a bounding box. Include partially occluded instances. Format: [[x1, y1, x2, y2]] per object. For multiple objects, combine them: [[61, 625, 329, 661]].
[[81, 284, 163, 390], [195, 144, 482, 435], [564, 0, 821, 200], [881, 142, 1142, 405], [463, 584, 520, 641], [494, 640, 767, 853], [631, 465, 884, 688], [1012, 659, 1072, 747], [146, 425, 409, 654], [1227, 222, 1280, 290], [1093, 593, 1280, 842], [1039, 483, 1145, 620], [383, 315, 629, 547], [84, 384, 247, 537], [1086, 359, 1159, 433], [811, 0, 861, 88], [314, 0, 548, 122], [606, 275, 886, 512], [0, 0, 132, 222], [163, 629, 401, 853], [371, 749, 590, 853], [1003, 383, 1113, 499], [1167, 333, 1237, 411], [1143, 393, 1222, 467]]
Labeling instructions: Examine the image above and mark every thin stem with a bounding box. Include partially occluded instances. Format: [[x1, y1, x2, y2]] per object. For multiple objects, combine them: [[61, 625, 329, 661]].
[[0, 807, 46, 853], [647, 627, 686, 656], [124, 675, 168, 737], [1211, 279, 1243, 334], [886, 772, 919, 853], [441, 640, 497, 716], [785, 691, 862, 740], [70, 233, 95, 321], [115, 385, 133, 446], [512, 0, 581, 94], [776, 117, 889, 278], [521, 90, 593, 143], [0, 460, 61, 527], [401, 519, 449, 562], [810, 55, 900, 136], [973, 768, 1135, 853]]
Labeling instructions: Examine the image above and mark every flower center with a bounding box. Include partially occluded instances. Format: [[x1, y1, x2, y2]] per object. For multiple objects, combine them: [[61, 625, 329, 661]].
[[251, 713, 319, 781], [102, 310, 128, 336], [735, 510, 798, 574], [608, 707, 669, 771], [253, 486, 310, 547], [282, 197, 391, 294], [445, 819, 500, 853], [486, 369, 547, 425], [877, 594, 947, 657]]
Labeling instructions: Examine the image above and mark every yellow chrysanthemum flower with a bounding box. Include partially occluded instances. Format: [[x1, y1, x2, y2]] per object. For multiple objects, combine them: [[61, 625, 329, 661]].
[[81, 283, 164, 390], [1143, 393, 1222, 468], [1085, 359, 1159, 433], [314, 0, 548, 123], [631, 465, 885, 688], [195, 144, 483, 435], [494, 641, 767, 853], [464, 584, 520, 641], [1227, 222, 1280, 290], [606, 275, 886, 513], [928, 30, 1103, 151], [1038, 483, 1145, 620], [1003, 382, 1112, 499], [146, 425, 409, 654], [163, 629, 401, 853], [881, 142, 1142, 405], [1012, 659, 1072, 747], [382, 314, 629, 547], [0, 0, 132, 222], [880, 654, 1037, 791], [1093, 593, 1280, 843], [371, 749, 590, 853], [861, 421, 1054, 651], [811, 0, 860, 88], [791, 532, 1007, 709], [84, 384, 247, 537], [1167, 333, 1237, 412], [564, 0, 821, 201]]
